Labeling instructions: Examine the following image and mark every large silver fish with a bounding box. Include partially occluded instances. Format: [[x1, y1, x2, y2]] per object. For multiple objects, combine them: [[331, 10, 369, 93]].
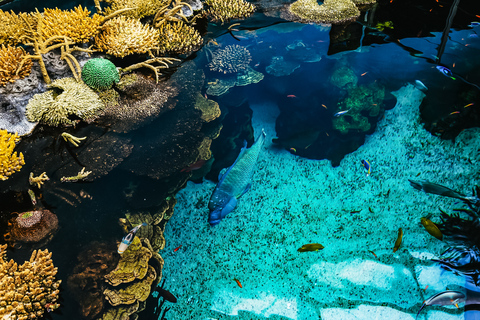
[[409, 179, 480, 207], [416, 290, 465, 319], [208, 129, 266, 226]]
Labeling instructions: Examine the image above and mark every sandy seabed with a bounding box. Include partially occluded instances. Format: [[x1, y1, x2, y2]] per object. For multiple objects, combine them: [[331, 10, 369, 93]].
[[161, 84, 478, 319]]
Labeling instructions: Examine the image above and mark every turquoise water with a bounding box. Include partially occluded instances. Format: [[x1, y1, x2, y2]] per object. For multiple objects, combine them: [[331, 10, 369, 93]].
[[1, 0, 480, 320]]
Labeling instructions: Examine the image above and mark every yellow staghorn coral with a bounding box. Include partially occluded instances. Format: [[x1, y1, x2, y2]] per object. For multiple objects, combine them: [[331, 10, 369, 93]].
[[94, 16, 160, 58], [102, 0, 171, 20], [0, 130, 25, 181], [289, 0, 360, 25], [0, 244, 61, 320], [0, 10, 37, 46], [157, 21, 203, 55], [39, 5, 104, 44], [205, 0, 255, 23], [0, 44, 33, 86]]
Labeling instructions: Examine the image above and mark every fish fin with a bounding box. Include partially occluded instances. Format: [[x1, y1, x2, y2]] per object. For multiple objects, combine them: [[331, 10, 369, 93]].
[[455, 303, 459, 308], [416, 302, 427, 320], [218, 168, 228, 180], [238, 183, 251, 198]]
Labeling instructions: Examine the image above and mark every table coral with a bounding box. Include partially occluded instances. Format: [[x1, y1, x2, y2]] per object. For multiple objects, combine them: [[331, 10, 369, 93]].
[[0, 45, 33, 87], [81, 58, 120, 91], [0, 129, 25, 181], [0, 244, 61, 320], [40, 6, 104, 43], [208, 44, 252, 74], [289, 0, 360, 25], [157, 21, 203, 55], [25, 77, 105, 126], [205, 0, 255, 23], [7, 209, 59, 245], [94, 16, 160, 58]]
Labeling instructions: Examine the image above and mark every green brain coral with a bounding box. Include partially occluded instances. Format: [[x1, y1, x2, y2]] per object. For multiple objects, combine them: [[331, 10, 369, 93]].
[[81, 58, 120, 91], [26, 77, 105, 126]]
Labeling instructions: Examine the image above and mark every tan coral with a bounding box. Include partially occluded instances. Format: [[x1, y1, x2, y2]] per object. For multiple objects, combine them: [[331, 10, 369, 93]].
[[205, 0, 255, 23], [289, 0, 360, 25], [0, 10, 37, 46], [0, 45, 33, 87], [94, 16, 160, 58], [40, 6, 104, 43], [102, 0, 171, 20], [0, 130, 25, 181], [157, 21, 203, 55], [0, 244, 61, 320]]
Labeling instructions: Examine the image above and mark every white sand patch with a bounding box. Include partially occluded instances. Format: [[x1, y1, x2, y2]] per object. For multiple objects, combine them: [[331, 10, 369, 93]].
[[161, 84, 480, 319]]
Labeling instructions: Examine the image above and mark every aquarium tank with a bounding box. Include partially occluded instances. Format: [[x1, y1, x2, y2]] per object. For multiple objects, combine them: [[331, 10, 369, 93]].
[[1, 0, 480, 319]]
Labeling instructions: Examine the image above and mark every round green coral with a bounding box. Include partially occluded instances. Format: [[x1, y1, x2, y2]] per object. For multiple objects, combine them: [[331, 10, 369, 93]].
[[81, 58, 120, 91]]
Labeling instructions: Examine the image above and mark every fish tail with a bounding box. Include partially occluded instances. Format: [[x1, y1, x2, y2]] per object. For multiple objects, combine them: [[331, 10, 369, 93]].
[[416, 302, 426, 320]]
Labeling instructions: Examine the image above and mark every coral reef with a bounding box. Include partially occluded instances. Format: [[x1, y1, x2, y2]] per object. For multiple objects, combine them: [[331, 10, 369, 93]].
[[0, 10, 36, 46], [0, 130, 25, 181], [205, 0, 255, 23], [157, 21, 203, 55], [61, 132, 86, 147], [94, 16, 160, 58], [102, 0, 169, 20], [0, 245, 61, 320], [0, 45, 33, 86], [265, 56, 300, 77], [40, 6, 103, 43], [81, 58, 120, 91], [29, 172, 49, 188], [7, 209, 59, 245], [60, 167, 92, 182], [67, 242, 120, 319], [333, 82, 385, 134], [289, 0, 360, 25], [206, 66, 263, 96], [330, 65, 357, 89], [25, 77, 104, 126], [194, 93, 221, 122], [208, 44, 252, 74]]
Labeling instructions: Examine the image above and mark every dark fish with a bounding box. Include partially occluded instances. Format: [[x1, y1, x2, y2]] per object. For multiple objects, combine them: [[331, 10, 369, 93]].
[[393, 228, 403, 252], [416, 290, 465, 319], [298, 243, 324, 252], [155, 279, 178, 303]]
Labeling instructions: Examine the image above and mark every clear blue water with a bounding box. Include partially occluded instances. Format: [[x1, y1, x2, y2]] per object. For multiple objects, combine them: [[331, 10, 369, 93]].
[[1, 1, 480, 320]]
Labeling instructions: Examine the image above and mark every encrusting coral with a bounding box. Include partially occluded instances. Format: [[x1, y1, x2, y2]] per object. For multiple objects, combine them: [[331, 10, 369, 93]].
[[94, 16, 160, 58], [81, 58, 120, 91], [0, 130, 25, 181], [205, 0, 255, 23], [208, 44, 252, 74], [0, 244, 61, 320], [0, 45, 33, 86], [289, 0, 360, 25], [25, 77, 105, 126]]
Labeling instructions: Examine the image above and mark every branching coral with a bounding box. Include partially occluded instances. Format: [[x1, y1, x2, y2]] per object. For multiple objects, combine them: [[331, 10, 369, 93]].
[[29, 172, 50, 188], [0, 130, 24, 181], [289, 0, 360, 25], [25, 77, 105, 126], [205, 0, 255, 23], [152, 0, 193, 28], [0, 45, 33, 86], [40, 6, 104, 43], [0, 244, 61, 320], [208, 44, 252, 74], [157, 21, 203, 55], [102, 0, 171, 19], [0, 10, 36, 46], [94, 16, 160, 58]]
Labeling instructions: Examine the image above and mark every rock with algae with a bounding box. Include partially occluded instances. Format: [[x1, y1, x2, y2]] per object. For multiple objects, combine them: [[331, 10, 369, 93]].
[[6, 209, 59, 246], [195, 92, 221, 122], [25, 77, 104, 126], [289, 0, 360, 25], [207, 66, 263, 96], [333, 82, 385, 134], [330, 65, 357, 89], [0, 244, 61, 320], [0, 129, 24, 181], [81, 58, 120, 91], [265, 56, 300, 77], [105, 236, 152, 286]]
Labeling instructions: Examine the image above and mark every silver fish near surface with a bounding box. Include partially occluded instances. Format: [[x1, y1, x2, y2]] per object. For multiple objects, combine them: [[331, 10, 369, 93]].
[[416, 290, 465, 319], [118, 222, 147, 254], [415, 80, 428, 92]]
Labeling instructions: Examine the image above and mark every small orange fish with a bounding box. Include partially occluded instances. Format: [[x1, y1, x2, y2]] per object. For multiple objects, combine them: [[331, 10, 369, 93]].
[[393, 228, 403, 252], [289, 147, 296, 153], [449, 111, 460, 115], [233, 278, 242, 288], [361, 72, 368, 76], [173, 245, 182, 252], [464, 103, 474, 108], [368, 250, 377, 258], [322, 104, 327, 109], [298, 243, 324, 252], [287, 95, 297, 98], [423, 285, 429, 292]]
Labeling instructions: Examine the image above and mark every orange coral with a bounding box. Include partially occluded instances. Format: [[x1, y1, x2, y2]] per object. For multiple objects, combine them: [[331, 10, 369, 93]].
[[40, 5, 104, 43], [0, 10, 36, 46], [0, 244, 61, 320], [0, 130, 25, 181], [0, 44, 33, 86]]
